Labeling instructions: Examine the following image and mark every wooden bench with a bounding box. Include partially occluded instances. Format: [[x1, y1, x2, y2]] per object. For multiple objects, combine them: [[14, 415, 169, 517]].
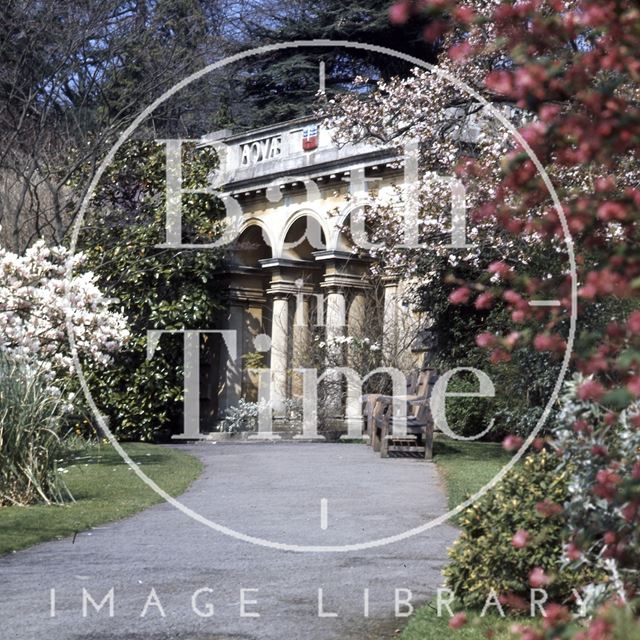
[[371, 368, 438, 460], [361, 369, 418, 443]]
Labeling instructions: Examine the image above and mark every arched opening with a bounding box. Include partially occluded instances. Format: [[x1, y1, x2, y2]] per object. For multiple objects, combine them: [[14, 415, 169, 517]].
[[281, 214, 327, 261], [230, 224, 273, 266]]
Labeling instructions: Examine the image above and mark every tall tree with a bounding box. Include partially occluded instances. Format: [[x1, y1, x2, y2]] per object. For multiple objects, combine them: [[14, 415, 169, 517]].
[[228, 0, 440, 128], [0, 0, 231, 251]]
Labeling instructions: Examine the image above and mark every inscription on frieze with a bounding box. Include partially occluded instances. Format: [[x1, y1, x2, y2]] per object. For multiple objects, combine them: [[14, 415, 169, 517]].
[[240, 135, 283, 166]]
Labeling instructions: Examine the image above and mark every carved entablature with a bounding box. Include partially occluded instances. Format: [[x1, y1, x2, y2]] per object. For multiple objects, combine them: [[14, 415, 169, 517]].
[[206, 117, 397, 192], [239, 134, 283, 166]]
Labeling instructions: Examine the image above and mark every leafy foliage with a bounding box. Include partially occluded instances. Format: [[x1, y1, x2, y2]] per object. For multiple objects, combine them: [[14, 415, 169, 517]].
[[444, 449, 593, 609], [79, 141, 226, 440], [555, 380, 640, 601], [507, 597, 640, 640], [337, 0, 640, 627], [442, 372, 498, 440], [0, 0, 235, 251], [388, 0, 640, 625]]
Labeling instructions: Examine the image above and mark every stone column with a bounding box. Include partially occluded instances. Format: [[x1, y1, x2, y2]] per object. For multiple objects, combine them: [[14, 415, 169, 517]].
[[347, 291, 366, 335], [218, 303, 244, 416], [270, 294, 290, 415], [293, 288, 312, 362], [346, 291, 367, 367], [324, 289, 346, 417], [382, 278, 400, 363], [313, 251, 371, 429], [348, 292, 366, 330], [292, 289, 312, 395], [243, 304, 264, 402], [326, 291, 346, 338]]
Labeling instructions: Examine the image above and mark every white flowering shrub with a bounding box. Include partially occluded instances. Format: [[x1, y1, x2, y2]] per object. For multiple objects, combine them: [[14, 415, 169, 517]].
[[219, 399, 265, 433], [220, 398, 303, 433], [0, 238, 129, 381], [0, 238, 129, 504], [321, 68, 540, 284]]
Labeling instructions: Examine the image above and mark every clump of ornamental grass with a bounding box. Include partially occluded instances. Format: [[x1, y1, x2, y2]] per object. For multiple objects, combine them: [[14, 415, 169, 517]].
[[0, 354, 72, 506]]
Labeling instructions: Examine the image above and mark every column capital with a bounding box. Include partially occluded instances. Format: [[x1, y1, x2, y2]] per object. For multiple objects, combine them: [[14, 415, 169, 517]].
[[315, 251, 371, 292], [320, 275, 365, 292], [266, 282, 299, 298], [228, 287, 266, 305], [259, 257, 321, 271]]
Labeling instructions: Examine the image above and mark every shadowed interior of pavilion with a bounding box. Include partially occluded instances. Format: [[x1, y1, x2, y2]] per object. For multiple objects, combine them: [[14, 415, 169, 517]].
[[196, 208, 429, 440]]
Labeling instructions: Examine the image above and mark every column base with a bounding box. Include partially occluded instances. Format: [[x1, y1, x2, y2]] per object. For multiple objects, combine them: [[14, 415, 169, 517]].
[[343, 416, 366, 440], [248, 433, 282, 441], [339, 434, 367, 442]]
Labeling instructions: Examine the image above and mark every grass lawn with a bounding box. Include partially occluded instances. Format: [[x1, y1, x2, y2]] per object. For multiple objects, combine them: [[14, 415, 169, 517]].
[[399, 599, 523, 640], [433, 437, 512, 513], [399, 437, 517, 640], [0, 442, 202, 555]]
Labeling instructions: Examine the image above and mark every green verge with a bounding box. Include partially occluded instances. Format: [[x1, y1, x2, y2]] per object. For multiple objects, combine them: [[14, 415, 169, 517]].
[[398, 600, 521, 640], [0, 442, 202, 555], [434, 438, 511, 514], [399, 438, 519, 640]]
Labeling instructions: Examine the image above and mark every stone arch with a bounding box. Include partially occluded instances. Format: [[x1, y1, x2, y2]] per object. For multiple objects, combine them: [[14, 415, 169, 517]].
[[231, 219, 275, 267], [329, 202, 373, 253], [277, 207, 331, 260]]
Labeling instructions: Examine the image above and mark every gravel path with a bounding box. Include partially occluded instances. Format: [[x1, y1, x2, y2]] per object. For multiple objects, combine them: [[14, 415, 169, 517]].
[[0, 442, 458, 640]]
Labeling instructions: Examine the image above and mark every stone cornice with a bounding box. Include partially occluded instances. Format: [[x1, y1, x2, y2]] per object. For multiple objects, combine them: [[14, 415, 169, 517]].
[[221, 151, 400, 194], [258, 258, 320, 270]]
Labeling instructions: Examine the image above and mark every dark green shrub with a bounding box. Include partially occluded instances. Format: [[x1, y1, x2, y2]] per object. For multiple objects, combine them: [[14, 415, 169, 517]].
[[444, 449, 593, 609], [443, 371, 496, 440], [79, 141, 226, 441]]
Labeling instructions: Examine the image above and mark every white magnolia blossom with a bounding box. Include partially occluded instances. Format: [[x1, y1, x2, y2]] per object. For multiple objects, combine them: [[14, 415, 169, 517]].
[[316, 335, 381, 351], [0, 238, 129, 378], [321, 66, 532, 290], [321, 14, 640, 296]]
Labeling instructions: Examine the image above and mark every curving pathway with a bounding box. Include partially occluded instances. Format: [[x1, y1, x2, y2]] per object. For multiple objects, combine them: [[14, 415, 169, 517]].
[[0, 442, 458, 640]]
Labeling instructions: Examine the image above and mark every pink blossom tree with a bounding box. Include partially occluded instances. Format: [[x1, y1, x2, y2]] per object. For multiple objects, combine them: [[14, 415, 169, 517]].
[[322, 0, 640, 625]]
